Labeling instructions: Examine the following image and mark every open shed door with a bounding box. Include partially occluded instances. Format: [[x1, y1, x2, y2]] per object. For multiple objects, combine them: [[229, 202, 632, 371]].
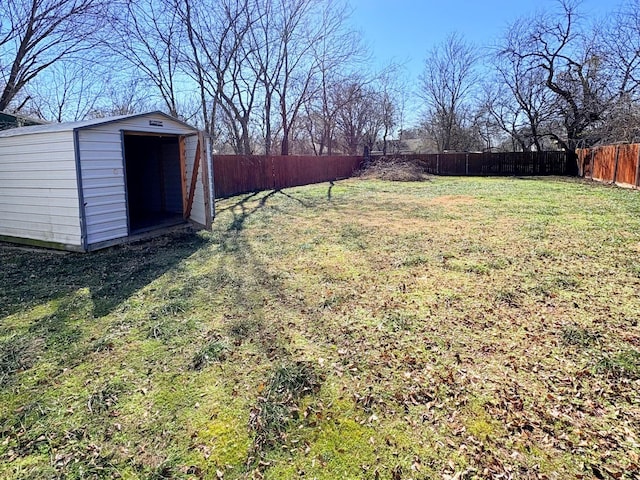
[[181, 132, 213, 229]]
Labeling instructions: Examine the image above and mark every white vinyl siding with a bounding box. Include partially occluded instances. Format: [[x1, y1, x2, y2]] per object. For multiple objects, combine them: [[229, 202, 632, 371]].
[[0, 131, 81, 246], [0, 112, 205, 251]]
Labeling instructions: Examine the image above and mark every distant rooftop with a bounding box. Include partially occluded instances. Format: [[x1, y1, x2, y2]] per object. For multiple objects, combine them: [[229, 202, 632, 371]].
[[0, 111, 47, 131]]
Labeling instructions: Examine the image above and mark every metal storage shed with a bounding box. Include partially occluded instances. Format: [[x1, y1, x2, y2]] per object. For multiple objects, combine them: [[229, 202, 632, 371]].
[[0, 111, 213, 252]]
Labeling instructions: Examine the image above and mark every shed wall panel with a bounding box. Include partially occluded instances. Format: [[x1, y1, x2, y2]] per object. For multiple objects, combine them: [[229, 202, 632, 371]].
[[0, 193, 78, 205], [77, 129, 128, 246], [0, 203, 78, 217], [0, 161, 76, 172], [1, 224, 80, 244], [0, 130, 82, 246]]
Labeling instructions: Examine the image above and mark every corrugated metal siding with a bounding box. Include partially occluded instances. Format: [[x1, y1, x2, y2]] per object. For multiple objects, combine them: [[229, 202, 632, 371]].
[[77, 128, 128, 245], [0, 131, 82, 246], [79, 114, 198, 246]]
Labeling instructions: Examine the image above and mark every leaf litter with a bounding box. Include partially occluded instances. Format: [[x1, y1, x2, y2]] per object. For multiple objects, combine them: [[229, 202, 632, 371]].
[[1, 177, 639, 479]]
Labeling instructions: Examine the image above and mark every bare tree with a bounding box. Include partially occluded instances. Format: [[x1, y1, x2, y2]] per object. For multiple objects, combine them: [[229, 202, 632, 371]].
[[419, 33, 479, 152], [109, 0, 185, 118], [603, 0, 640, 102], [85, 78, 152, 118], [271, 0, 323, 155], [488, 29, 557, 151], [499, 0, 617, 158], [249, 0, 355, 155], [598, 0, 640, 142], [180, 0, 258, 153], [25, 61, 107, 121], [334, 80, 382, 154], [376, 65, 407, 155], [301, 1, 365, 155], [0, 0, 107, 112]]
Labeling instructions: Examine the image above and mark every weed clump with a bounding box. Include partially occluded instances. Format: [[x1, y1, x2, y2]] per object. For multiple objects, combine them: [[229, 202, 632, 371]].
[[191, 336, 230, 370], [595, 350, 640, 380], [227, 317, 261, 340], [560, 325, 600, 347], [87, 382, 124, 414], [249, 361, 323, 457]]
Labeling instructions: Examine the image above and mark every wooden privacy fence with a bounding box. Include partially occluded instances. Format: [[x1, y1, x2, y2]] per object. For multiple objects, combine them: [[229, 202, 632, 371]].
[[212, 151, 572, 199], [577, 144, 640, 188], [392, 151, 571, 176], [213, 155, 363, 198]]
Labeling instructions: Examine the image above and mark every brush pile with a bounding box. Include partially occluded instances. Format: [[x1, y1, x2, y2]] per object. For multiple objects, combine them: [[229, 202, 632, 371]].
[[358, 155, 431, 182]]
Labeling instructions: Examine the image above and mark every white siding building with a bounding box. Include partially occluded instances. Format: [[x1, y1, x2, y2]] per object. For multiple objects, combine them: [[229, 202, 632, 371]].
[[0, 112, 213, 251]]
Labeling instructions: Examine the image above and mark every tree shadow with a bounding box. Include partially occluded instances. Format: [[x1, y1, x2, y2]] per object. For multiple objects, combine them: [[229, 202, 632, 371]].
[[0, 230, 208, 320], [277, 189, 312, 207], [228, 190, 279, 232], [215, 191, 262, 214], [327, 181, 335, 201], [212, 189, 316, 360]]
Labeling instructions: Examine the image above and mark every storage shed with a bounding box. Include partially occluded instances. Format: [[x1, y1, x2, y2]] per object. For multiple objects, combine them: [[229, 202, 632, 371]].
[[0, 111, 213, 251]]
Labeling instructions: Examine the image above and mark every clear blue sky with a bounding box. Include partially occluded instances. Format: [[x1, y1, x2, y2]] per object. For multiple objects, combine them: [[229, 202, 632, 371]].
[[348, 0, 617, 81]]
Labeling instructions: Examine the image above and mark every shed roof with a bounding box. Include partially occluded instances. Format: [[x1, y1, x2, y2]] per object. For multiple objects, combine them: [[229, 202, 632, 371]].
[[0, 111, 197, 138]]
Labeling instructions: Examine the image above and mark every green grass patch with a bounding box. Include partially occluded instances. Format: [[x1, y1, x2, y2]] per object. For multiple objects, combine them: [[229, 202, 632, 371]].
[[1, 178, 640, 478], [595, 349, 640, 379]]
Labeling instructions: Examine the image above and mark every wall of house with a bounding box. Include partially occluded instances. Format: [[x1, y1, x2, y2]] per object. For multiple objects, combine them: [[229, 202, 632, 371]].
[[0, 130, 82, 248], [78, 113, 198, 246]]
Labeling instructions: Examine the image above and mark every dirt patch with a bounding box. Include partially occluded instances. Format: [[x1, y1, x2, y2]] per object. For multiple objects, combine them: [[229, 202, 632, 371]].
[[358, 156, 431, 182]]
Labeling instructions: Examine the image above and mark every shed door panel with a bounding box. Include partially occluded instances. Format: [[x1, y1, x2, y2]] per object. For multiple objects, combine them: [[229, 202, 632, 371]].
[[182, 132, 212, 229], [78, 129, 128, 246]]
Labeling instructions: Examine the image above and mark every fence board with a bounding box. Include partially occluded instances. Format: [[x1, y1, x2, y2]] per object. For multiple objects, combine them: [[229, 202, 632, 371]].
[[213, 155, 363, 198], [592, 146, 617, 182], [577, 144, 640, 188], [616, 144, 638, 186]]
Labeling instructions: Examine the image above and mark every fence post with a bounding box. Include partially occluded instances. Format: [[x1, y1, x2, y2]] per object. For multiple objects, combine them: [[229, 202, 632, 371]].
[[465, 153, 469, 175], [613, 145, 621, 184], [437, 154, 440, 175]]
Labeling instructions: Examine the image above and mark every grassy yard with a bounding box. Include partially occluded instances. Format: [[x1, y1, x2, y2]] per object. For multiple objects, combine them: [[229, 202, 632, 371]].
[[1, 176, 640, 479]]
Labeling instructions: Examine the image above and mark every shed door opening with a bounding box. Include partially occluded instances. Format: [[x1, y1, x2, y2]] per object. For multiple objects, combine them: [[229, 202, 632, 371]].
[[124, 134, 185, 233]]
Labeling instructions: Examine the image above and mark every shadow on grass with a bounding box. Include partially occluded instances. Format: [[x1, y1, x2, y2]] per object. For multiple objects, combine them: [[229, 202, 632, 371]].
[[0, 230, 208, 320], [327, 180, 334, 201], [212, 188, 321, 363], [218, 187, 317, 235]]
